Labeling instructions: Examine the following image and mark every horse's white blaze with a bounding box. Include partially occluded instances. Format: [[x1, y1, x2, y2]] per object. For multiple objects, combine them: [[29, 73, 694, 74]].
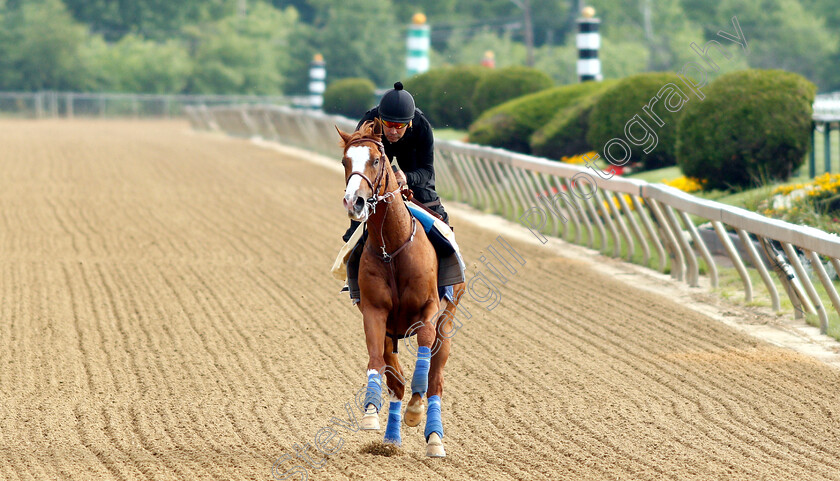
[[344, 145, 371, 202]]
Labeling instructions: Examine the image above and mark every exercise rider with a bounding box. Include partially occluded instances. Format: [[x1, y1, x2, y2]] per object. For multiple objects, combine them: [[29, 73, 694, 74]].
[[341, 81, 449, 242]]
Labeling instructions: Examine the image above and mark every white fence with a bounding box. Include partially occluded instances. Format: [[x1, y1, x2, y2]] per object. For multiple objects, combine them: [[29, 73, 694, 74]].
[[0, 92, 307, 118], [187, 104, 840, 334]]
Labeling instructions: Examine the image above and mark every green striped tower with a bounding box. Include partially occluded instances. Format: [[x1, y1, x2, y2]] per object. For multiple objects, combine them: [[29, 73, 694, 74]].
[[309, 53, 326, 110], [406, 13, 430, 76]]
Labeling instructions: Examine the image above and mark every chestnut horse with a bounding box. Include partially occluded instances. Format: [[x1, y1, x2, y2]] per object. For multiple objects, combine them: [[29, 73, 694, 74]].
[[337, 119, 465, 457]]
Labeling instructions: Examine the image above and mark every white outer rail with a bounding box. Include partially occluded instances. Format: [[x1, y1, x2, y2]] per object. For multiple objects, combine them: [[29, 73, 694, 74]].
[[188, 104, 840, 334]]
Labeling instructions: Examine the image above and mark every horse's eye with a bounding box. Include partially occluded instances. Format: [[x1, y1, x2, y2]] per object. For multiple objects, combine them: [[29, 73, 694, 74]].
[[373, 158, 379, 167]]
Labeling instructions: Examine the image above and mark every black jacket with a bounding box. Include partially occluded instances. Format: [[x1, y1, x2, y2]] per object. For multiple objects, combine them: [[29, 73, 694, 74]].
[[357, 107, 440, 205]]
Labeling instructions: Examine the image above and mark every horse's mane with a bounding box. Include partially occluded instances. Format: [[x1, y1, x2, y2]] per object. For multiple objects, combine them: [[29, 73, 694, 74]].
[[339, 120, 381, 150]]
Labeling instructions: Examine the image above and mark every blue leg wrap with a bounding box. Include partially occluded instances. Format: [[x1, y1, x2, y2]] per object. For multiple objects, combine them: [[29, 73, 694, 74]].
[[424, 395, 443, 441], [364, 371, 382, 412], [412, 346, 431, 396], [383, 401, 402, 446]]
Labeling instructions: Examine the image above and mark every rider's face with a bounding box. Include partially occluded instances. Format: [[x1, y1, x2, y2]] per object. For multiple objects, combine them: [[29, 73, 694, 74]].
[[381, 119, 409, 143]]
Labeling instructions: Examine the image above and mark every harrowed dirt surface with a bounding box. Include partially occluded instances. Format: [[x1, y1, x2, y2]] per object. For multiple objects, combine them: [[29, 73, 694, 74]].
[[2, 119, 840, 481]]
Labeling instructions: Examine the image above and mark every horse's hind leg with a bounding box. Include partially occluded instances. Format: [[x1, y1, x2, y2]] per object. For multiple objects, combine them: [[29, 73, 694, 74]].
[[404, 301, 440, 428], [382, 337, 406, 446]]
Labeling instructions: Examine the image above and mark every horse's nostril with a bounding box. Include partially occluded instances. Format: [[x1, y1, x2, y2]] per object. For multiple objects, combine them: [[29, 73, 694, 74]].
[[354, 197, 365, 211]]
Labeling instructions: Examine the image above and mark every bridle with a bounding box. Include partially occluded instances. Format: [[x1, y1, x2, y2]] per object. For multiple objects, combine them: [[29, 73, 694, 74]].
[[342, 136, 416, 264], [344, 137, 400, 212]]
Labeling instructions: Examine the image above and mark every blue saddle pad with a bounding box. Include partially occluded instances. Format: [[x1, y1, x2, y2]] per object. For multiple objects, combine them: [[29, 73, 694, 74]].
[[405, 203, 455, 257]]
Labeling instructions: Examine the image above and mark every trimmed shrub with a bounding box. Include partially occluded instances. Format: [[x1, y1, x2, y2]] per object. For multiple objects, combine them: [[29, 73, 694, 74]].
[[434, 65, 489, 129], [468, 80, 614, 153], [323, 77, 376, 119], [677, 69, 816, 190], [587, 72, 685, 171], [531, 92, 603, 159], [472, 66, 553, 117], [403, 68, 450, 125]]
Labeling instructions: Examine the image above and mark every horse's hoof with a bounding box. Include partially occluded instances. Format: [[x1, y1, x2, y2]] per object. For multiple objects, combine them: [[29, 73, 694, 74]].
[[425, 432, 446, 458], [360, 406, 380, 430], [404, 397, 424, 427], [382, 435, 401, 447]]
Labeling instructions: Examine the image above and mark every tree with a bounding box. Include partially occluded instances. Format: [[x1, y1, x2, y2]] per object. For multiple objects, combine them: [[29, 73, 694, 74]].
[[185, 2, 298, 94], [435, 28, 527, 67], [61, 0, 233, 41], [308, 0, 403, 87], [0, 0, 90, 91], [715, 0, 837, 92], [82, 34, 191, 93]]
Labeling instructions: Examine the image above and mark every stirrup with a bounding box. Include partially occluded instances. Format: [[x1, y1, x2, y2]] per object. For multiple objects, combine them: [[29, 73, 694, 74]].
[[340, 285, 349, 293]]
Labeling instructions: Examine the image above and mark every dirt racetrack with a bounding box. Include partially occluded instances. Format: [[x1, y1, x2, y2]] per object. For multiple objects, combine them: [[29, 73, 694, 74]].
[[2, 119, 840, 480]]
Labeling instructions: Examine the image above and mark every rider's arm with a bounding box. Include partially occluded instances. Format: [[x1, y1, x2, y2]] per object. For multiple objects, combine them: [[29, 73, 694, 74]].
[[405, 120, 434, 187]]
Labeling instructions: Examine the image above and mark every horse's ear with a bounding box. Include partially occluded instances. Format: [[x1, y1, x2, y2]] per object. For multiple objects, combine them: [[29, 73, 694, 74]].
[[335, 125, 352, 148], [372, 117, 384, 138]]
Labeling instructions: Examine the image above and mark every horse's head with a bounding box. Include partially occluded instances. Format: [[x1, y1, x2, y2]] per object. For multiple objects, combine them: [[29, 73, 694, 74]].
[[336, 119, 392, 221]]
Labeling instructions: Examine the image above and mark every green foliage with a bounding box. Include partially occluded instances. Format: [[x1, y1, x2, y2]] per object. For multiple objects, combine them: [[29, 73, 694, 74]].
[[433, 65, 488, 129], [434, 28, 527, 67], [599, 37, 650, 80], [531, 95, 600, 159], [0, 0, 90, 91], [404, 65, 490, 129], [184, 3, 298, 94], [472, 66, 553, 117], [82, 34, 191, 93], [61, 0, 227, 42], [310, 0, 402, 88], [677, 69, 816, 190], [587, 72, 685, 171], [276, 21, 318, 94], [323, 77, 376, 118], [591, 0, 705, 71], [435, 0, 571, 49], [715, 0, 837, 91], [468, 80, 613, 153], [402, 68, 450, 125], [0, 0, 836, 99]]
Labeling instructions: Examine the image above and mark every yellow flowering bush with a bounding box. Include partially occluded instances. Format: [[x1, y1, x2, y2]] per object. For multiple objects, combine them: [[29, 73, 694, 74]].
[[662, 176, 705, 193], [771, 173, 840, 199], [759, 173, 840, 234], [559, 151, 596, 165], [601, 193, 637, 213]]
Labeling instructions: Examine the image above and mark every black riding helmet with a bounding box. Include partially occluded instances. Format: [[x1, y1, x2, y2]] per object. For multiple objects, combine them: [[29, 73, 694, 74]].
[[378, 81, 415, 123]]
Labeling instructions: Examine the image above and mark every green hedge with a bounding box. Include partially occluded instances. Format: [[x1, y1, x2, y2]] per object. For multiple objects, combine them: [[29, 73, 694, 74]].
[[434, 65, 488, 129], [468, 80, 614, 154], [677, 69, 816, 190], [587, 72, 685, 171], [404, 66, 489, 129], [530, 88, 610, 158], [403, 68, 449, 125], [471, 66, 553, 118], [322, 77, 376, 119]]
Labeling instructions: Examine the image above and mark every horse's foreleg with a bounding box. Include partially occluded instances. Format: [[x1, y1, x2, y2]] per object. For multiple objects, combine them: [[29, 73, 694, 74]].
[[360, 308, 387, 430], [404, 301, 440, 427], [424, 286, 461, 458], [382, 337, 405, 446]]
